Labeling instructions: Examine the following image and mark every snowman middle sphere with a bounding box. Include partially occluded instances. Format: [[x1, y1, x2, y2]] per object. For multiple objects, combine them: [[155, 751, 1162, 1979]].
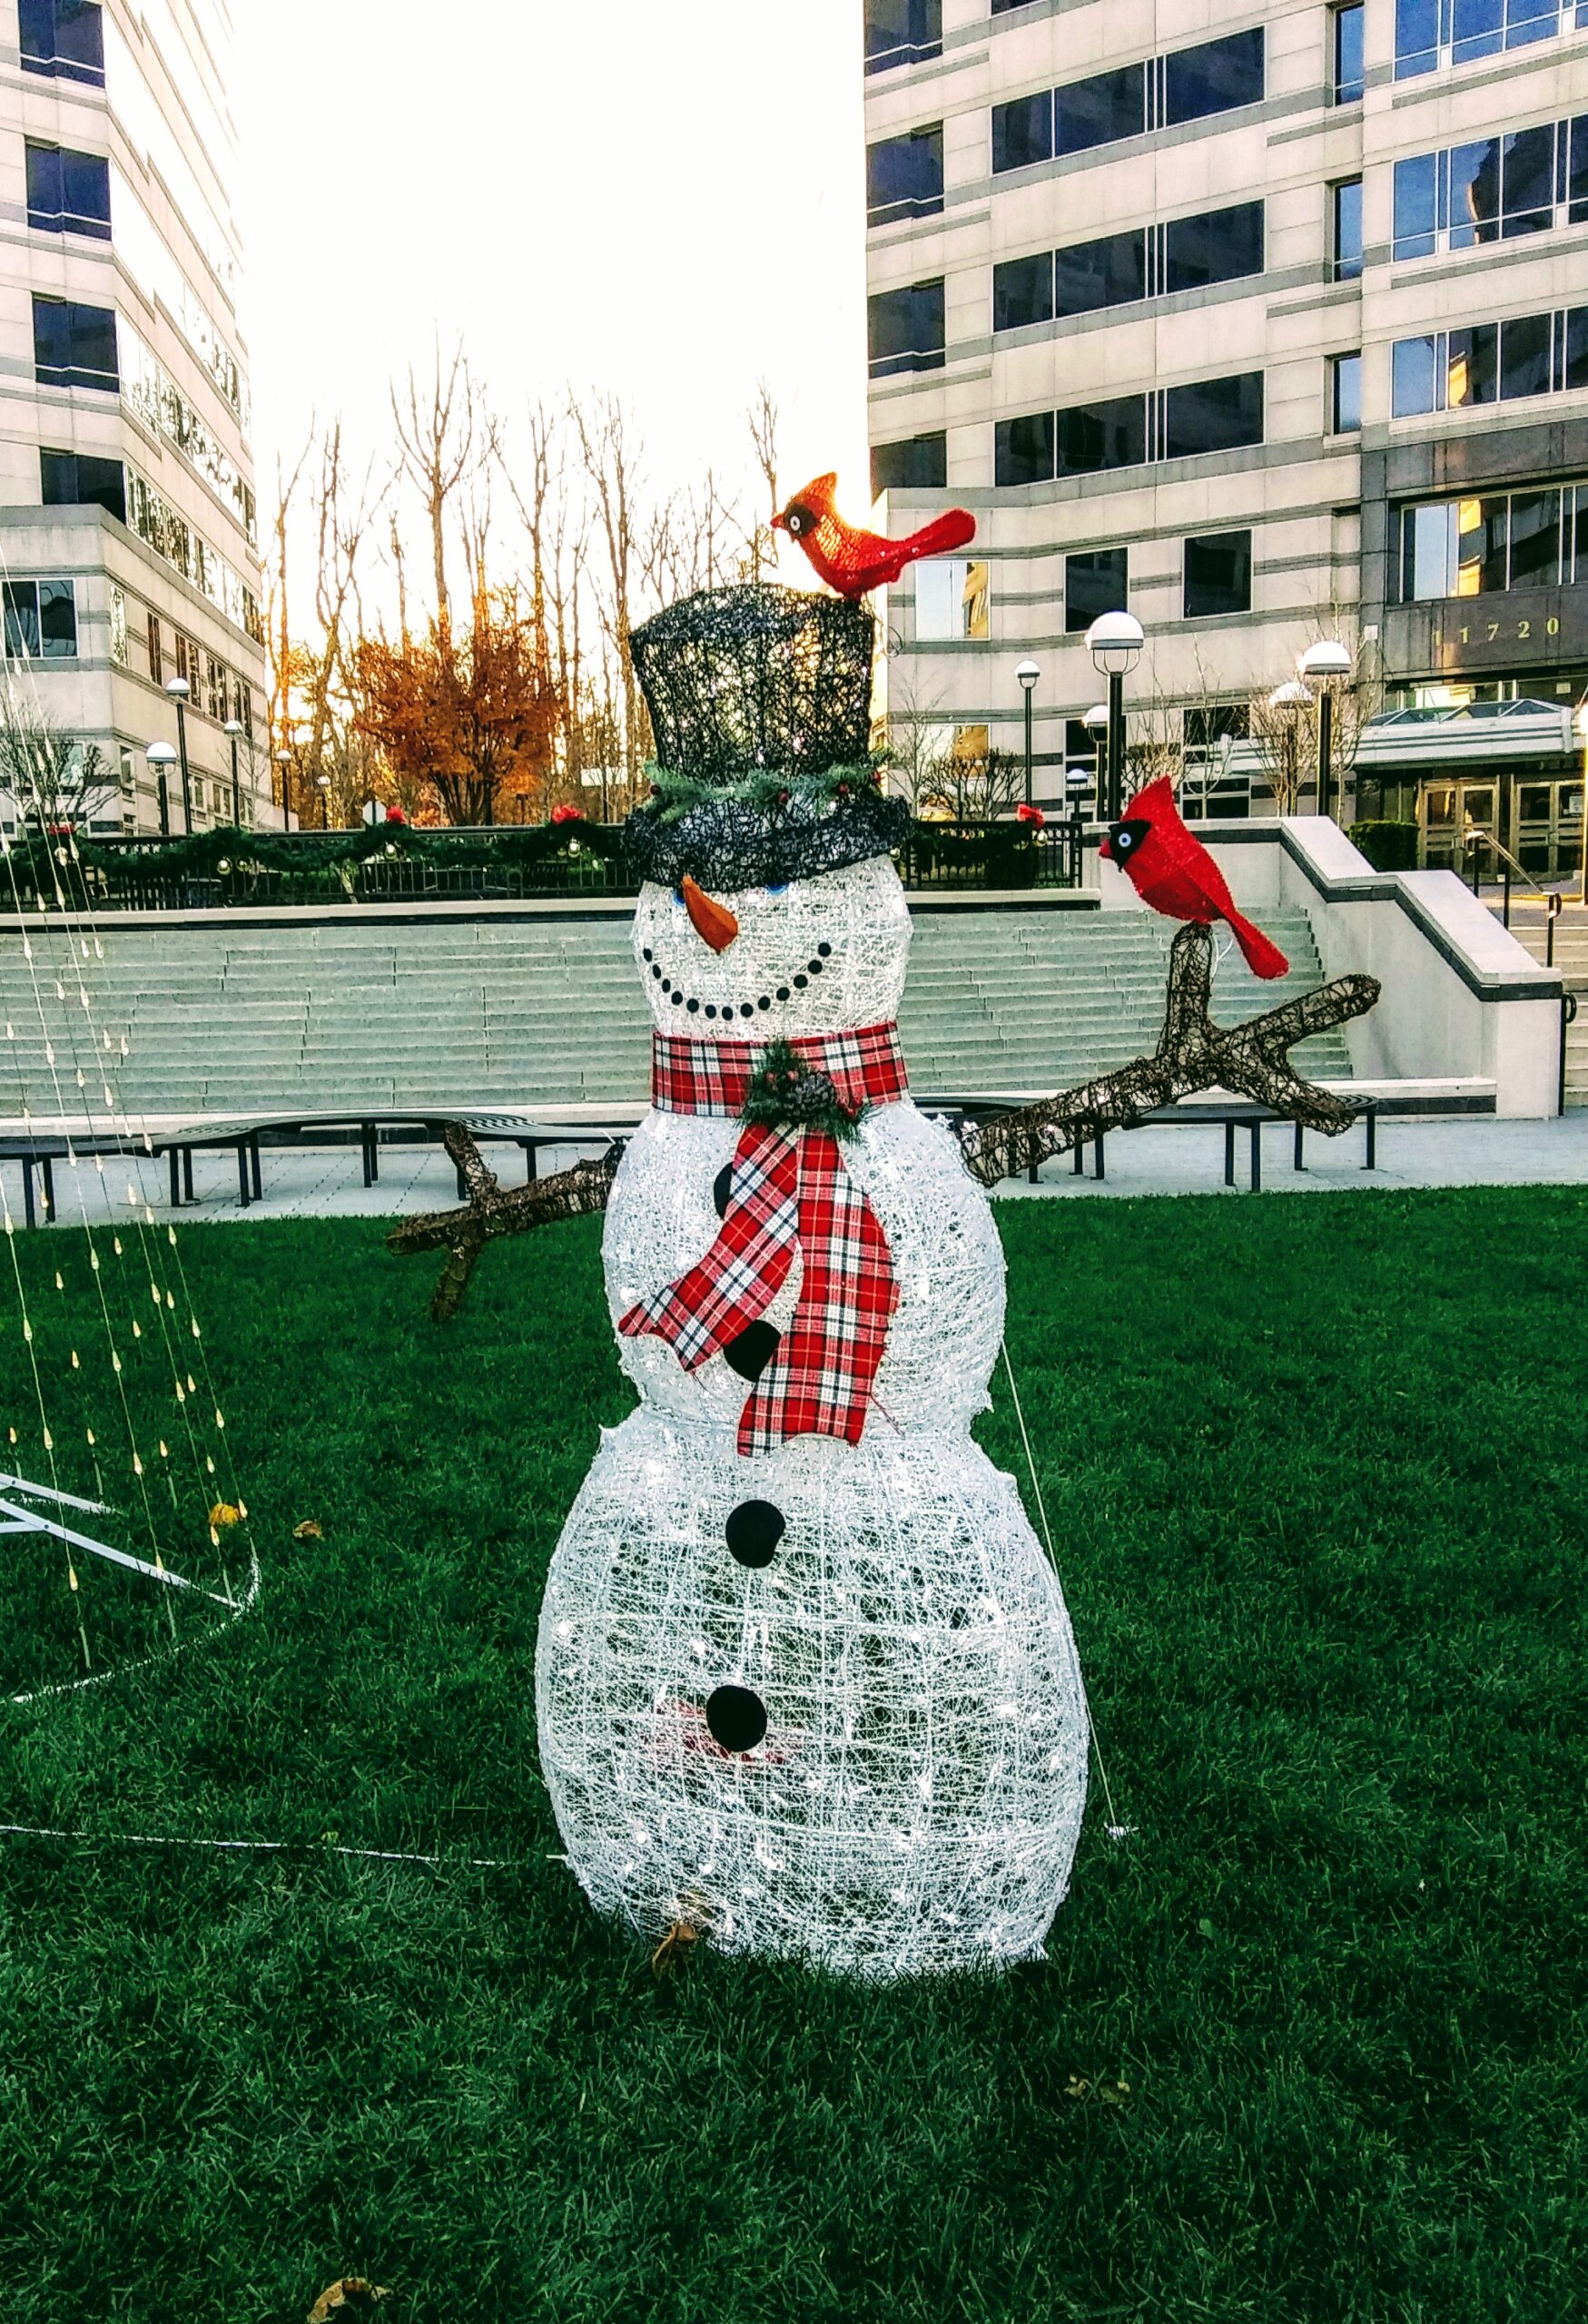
[[535, 584, 1088, 1980]]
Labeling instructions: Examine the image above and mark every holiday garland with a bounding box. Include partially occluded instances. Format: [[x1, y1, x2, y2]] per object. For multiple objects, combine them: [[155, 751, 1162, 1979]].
[[2, 817, 626, 890], [738, 1039, 864, 1143]]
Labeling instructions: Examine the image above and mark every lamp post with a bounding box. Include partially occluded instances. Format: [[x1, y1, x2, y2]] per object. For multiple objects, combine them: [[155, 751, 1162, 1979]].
[[1298, 639, 1353, 823], [317, 773, 332, 830], [1086, 611, 1145, 822], [1082, 703, 1110, 815], [164, 675, 193, 831], [144, 740, 176, 838], [222, 717, 244, 827], [1267, 678, 1310, 816], [1015, 658, 1041, 808], [275, 747, 294, 830]]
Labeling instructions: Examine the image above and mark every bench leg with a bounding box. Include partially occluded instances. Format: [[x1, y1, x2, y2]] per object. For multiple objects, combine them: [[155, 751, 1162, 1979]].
[[23, 1158, 36, 1232], [42, 1156, 55, 1221], [361, 1125, 374, 1188], [1072, 1139, 1084, 1177], [237, 1140, 250, 1208], [1293, 1122, 1305, 1172], [1028, 1153, 1039, 1185], [169, 1147, 181, 1208], [1249, 1122, 1261, 1193], [182, 1149, 194, 1201], [1364, 1109, 1376, 1170], [1093, 1134, 1105, 1182], [251, 1136, 262, 1199], [523, 1140, 538, 1185], [1224, 1122, 1236, 1187]]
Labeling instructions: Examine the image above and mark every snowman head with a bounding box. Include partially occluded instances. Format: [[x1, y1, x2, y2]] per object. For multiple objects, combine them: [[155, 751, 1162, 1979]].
[[633, 856, 911, 1039], [623, 583, 913, 1039]]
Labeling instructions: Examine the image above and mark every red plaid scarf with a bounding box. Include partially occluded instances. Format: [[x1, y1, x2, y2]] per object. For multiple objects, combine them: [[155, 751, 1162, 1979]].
[[618, 1023, 908, 1456]]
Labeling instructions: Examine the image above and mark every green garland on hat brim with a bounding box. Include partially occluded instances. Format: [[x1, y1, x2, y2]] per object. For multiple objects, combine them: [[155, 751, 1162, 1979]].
[[643, 755, 891, 825]]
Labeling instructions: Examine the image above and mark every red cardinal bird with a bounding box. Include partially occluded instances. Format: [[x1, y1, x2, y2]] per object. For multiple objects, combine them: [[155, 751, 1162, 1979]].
[[1100, 776, 1289, 980], [771, 472, 976, 599]]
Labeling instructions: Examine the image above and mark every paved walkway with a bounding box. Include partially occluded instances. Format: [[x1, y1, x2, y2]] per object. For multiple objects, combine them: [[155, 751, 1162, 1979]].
[[8, 1114, 1588, 1233]]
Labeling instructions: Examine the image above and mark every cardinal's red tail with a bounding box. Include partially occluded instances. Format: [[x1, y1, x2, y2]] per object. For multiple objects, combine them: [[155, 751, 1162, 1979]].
[[898, 507, 977, 562], [1223, 906, 1289, 981]]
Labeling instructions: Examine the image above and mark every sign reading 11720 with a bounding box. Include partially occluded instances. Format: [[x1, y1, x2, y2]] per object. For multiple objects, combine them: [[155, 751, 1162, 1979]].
[[1452, 615, 1562, 645]]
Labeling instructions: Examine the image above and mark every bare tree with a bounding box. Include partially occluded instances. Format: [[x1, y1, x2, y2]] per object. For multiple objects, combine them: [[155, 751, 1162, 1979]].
[[271, 421, 386, 826], [569, 392, 649, 812], [392, 342, 478, 633], [0, 698, 115, 832]]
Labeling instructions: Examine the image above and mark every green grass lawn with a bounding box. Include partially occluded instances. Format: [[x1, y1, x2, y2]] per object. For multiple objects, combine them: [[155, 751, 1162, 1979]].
[[0, 1188, 1583, 2323]]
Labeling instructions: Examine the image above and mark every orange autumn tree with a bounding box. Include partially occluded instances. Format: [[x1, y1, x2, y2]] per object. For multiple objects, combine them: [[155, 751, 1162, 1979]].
[[351, 585, 562, 825]]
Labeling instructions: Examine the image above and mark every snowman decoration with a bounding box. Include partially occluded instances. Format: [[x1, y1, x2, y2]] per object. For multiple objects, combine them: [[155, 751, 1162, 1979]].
[[535, 583, 1089, 1980]]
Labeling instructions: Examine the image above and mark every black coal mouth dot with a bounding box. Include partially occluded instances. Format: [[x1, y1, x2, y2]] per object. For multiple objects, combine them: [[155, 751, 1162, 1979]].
[[648, 937, 837, 1017]]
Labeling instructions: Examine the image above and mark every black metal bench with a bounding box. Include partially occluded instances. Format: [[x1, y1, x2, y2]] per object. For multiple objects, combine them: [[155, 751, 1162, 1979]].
[[1060, 1098, 1379, 1190]]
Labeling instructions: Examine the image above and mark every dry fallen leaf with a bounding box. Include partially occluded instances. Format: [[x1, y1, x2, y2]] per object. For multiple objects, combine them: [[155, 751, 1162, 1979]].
[[307, 2280, 392, 2322], [293, 1518, 324, 1541], [1064, 2074, 1091, 2101], [208, 1502, 242, 1529], [1099, 2076, 1131, 2107], [650, 1919, 701, 1977]]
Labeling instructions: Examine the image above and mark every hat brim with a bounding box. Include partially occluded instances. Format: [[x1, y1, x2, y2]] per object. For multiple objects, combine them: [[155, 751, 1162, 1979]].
[[624, 789, 910, 892]]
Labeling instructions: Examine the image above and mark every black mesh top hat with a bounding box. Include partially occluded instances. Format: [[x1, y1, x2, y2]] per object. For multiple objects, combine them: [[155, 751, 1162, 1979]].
[[624, 583, 909, 891]]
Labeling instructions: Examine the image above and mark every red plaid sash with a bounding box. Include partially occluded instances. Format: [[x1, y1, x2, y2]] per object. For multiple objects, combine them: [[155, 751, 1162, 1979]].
[[619, 1024, 908, 1455]]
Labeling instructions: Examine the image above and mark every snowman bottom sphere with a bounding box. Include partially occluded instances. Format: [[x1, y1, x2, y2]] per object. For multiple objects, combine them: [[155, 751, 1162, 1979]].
[[536, 1409, 1090, 1981]]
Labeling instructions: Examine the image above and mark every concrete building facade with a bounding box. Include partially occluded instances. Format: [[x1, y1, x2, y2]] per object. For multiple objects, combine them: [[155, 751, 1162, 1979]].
[[0, 0, 269, 839], [863, 0, 1588, 872]]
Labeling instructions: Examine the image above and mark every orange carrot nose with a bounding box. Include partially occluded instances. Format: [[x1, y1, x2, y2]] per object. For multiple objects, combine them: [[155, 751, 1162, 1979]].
[[681, 874, 739, 953]]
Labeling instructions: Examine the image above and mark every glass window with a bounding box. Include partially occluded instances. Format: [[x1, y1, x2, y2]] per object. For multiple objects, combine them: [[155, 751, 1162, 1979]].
[[991, 92, 1052, 173], [1507, 488, 1561, 585], [1500, 311, 1553, 399], [1392, 336, 1439, 414], [1053, 64, 1144, 156], [1393, 153, 1439, 257], [1183, 531, 1253, 617], [1569, 115, 1588, 223], [19, 0, 104, 84], [1333, 3, 1366, 100], [1504, 0, 1560, 46], [1458, 495, 1508, 594], [25, 142, 110, 237], [32, 296, 118, 391], [993, 252, 1053, 332], [1052, 229, 1147, 318], [1064, 547, 1129, 633], [1566, 305, 1588, 389], [2, 578, 76, 658], [1165, 371, 1264, 458], [1333, 178, 1364, 280], [1394, 0, 1441, 75], [867, 281, 945, 378], [1447, 323, 1498, 405], [1499, 123, 1556, 236], [873, 432, 945, 506], [1164, 202, 1264, 292], [864, 0, 942, 74], [995, 411, 1057, 486], [1447, 139, 1502, 245], [916, 557, 990, 641], [1054, 394, 1148, 474], [40, 447, 126, 522], [1186, 703, 1251, 748], [866, 126, 943, 224], [1332, 351, 1363, 430], [1452, 0, 1506, 61], [1403, 501, 1455, 598], [1164, 29, 1265, 124], [147, 612, 163, 686]]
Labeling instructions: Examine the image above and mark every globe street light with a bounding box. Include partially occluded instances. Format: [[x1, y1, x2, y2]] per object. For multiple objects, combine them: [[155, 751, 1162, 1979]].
[[144, 740, 177, 838], [1015, 658, 1041, 808], [316, 773, 332, 830], [274, 747, 294, 829], [1267, 679, 1311, 818], [163, 675, 193, 831], [1298, 640, 1352, 823], [222, 716, 244, 827], [1086, 611, 1145, 821]]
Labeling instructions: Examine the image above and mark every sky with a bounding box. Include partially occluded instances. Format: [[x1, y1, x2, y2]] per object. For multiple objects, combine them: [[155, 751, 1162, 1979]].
[[230, 0, 872, 600]]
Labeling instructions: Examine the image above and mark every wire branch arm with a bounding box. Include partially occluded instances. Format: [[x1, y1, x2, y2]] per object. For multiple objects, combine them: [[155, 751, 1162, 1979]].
[[387, 1126, 624, 1319], [958, 924, 1381, 1187]]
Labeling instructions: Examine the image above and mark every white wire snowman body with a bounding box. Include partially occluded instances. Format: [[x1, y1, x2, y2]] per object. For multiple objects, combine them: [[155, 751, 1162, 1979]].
[[536, 851, 1090, 1981]]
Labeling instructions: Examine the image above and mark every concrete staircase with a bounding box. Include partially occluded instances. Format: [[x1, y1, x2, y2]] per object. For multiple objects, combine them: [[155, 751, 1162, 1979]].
[[1505, 908, 1588, 1108], [0, 903, 1350, 1120]]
